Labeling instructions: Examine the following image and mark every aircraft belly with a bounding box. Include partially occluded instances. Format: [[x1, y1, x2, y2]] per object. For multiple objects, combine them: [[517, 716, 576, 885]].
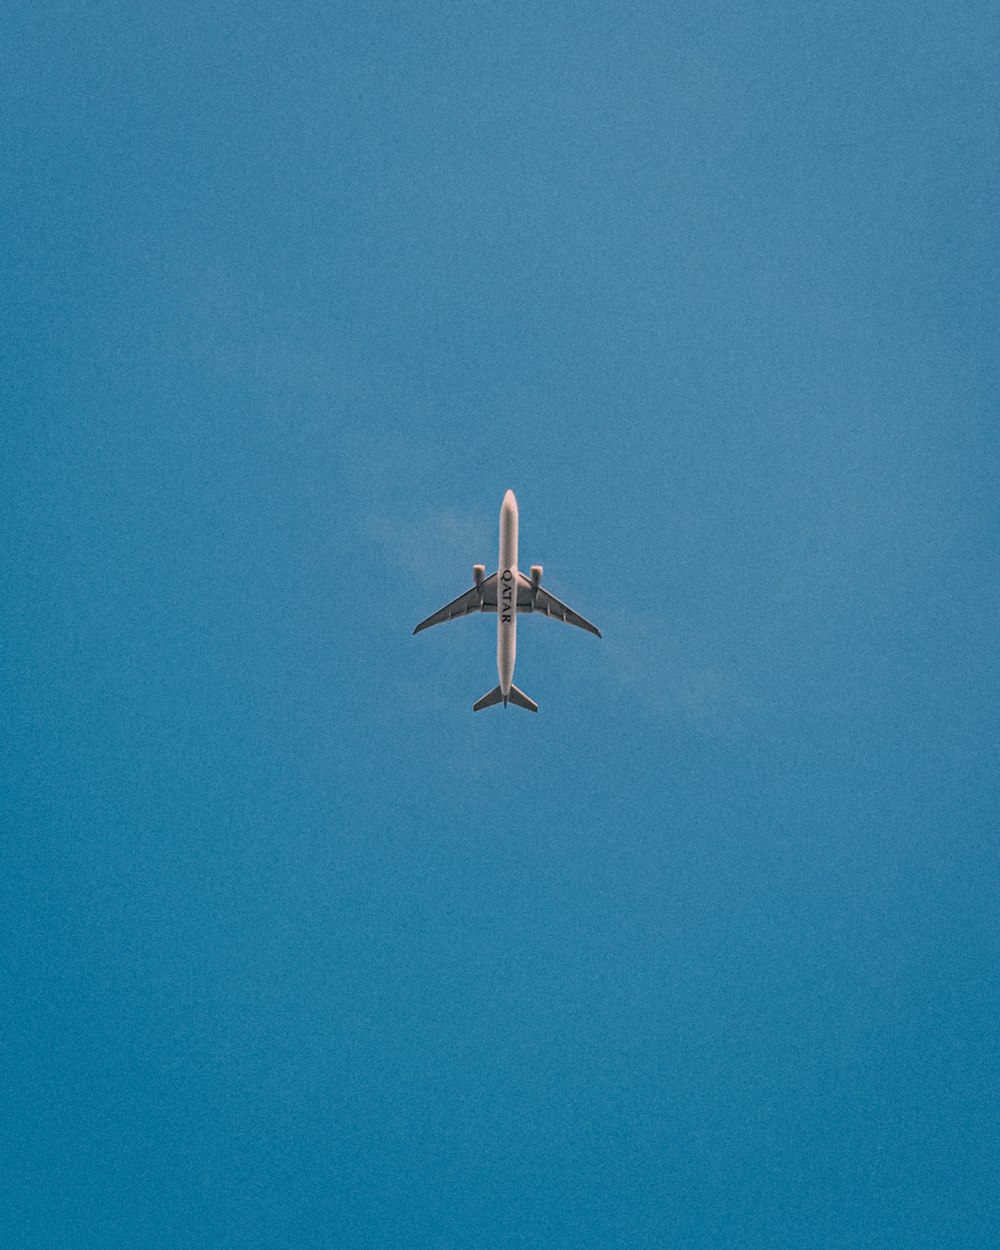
[[498, 492, 518, 695], [498, 594, 516, 693]]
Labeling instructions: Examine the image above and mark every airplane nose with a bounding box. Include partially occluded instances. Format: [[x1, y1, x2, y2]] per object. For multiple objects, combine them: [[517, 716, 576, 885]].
[[503, 489, 517, 512]]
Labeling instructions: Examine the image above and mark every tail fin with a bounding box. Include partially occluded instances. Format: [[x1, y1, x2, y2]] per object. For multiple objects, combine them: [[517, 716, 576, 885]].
[[472, 684, 538, 712]]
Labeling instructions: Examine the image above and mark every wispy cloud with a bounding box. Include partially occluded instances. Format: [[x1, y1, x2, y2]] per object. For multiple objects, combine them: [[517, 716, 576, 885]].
[[600, 606, 744, 726], [368, 508, 491, 591]]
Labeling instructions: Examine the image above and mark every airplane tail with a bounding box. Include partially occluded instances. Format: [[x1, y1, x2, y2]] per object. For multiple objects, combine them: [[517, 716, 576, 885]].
[[472, 684, 538, 713], [508, 685, 538, 712]]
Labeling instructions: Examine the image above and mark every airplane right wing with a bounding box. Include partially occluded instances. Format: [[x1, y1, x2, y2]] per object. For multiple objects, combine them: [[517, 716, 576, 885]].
[[413, 574, 497, 634], [516, 573, 602, 637]]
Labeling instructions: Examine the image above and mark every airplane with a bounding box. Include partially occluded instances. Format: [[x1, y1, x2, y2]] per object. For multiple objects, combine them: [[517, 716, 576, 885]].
[[412, 490, 601, 712]]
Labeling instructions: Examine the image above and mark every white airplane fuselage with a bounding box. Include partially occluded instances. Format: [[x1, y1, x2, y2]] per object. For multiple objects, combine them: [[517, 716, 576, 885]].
[[497, 489, 518, 699]]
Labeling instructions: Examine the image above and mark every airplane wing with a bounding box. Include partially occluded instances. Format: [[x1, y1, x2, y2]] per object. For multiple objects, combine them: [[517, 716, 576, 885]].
[[413, 574, 497, 634], [517, 573, 602, 637]]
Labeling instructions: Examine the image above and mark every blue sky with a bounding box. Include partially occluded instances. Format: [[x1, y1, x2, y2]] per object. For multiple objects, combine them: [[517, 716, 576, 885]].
[[3, 3, 998, 1246]]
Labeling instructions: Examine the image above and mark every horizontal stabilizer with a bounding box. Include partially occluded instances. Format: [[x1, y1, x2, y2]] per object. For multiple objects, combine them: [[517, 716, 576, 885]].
[[472, 685, 504, 711], [507, 684, 538, 712], [472, 683, 538, 712]]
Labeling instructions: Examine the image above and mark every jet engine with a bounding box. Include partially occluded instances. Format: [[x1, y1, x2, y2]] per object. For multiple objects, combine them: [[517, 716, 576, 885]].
[[473, 564, 486, 587], [530, 565, 543, 590]]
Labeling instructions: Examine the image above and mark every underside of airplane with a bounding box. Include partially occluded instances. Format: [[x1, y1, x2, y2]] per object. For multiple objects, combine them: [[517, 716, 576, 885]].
[[412, 491, 600, 712]]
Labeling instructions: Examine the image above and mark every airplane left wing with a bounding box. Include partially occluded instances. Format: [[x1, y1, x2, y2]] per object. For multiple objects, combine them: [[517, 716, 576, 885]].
[[516, 573, 601, 637], [413, 574, 497, 634]]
